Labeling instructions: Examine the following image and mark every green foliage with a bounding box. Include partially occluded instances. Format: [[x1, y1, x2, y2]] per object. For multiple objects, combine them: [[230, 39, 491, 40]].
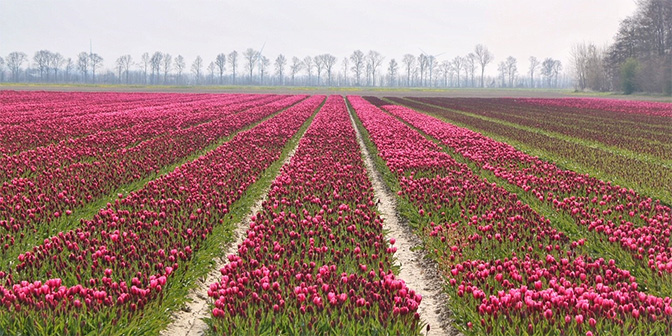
[[621, 58, 640, 95], [665, 65, 672, 96]]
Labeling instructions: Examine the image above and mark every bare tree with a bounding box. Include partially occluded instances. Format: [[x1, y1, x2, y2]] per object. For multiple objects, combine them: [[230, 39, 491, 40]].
[[435, 63, 445, 87], [274, 54, 286, 85], [0, 57, 4, 82], [149, 52, 163, 84], [162, 53, 172, 84], [6, 52, 27, 82], [77, 52, 89, 82], [64, 58, 73, 82], [322, 54, 337, 85], [528, 56, 540, 88], [387, 58, 398, 86], [192, 55, 203, 84], [427, 55, 437, 87], [463, 60, 470, 87], [174, 55, 185, 84], [571, 43, 588, 90], [541, 58, 554, 87], [33, 50, 52, 81], [418, 54, 428, 86], [50, 53, 64, 81], [115, 56, 125, 83], [402, 54, 416, 86], [140, 52, 150, 84], [452, 56, 465, 87], [259, 56, 270, 84], [585, 44, 609, 91], [497, 61, 507, 87], [341, 57, 349, 86], [367, 50, 384, 87], [505, 56, 518, 87], [440, 60, 452, 87], [541, 58, 562, 87], [552, 60, 562, 87], [243, 48, 257, 83], [314, 55, 324, 86], [215, 53, 226, 84], [228, 50, 238, 84], [466, 53, 477, 87], [116, 55, 132, 84], [412, 66, 419, 86], [474, 44, 494, 87], [350, 50, 365, 86], [207, 61, 216, 84], [90, 53, 103, 83], [303, 56, 313, 85], [570, 43, 609, 91], [290, 56, 302, 85]]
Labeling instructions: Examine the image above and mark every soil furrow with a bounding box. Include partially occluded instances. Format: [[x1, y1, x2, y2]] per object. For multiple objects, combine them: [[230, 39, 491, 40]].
[[348, 104, 457, 336]]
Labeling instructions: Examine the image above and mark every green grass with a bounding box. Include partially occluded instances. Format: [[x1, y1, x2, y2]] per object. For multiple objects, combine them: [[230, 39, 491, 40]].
[[3, 82, 670, 101]]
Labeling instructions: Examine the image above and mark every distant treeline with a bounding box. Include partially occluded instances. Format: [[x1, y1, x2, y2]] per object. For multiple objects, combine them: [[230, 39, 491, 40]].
[[571, 0, 671, 95], [0, 45, 573, 89]]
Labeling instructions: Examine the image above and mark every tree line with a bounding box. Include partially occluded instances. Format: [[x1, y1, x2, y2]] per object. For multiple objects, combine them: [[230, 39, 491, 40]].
[[0, 45, 569, 89], [571, 0, 671, 95]]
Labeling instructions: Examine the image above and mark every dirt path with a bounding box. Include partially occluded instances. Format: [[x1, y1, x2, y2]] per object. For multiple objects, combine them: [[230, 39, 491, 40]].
[[348, 107, 458, 336], [160, 146, 300, 336], [161, 104, 455, 336]]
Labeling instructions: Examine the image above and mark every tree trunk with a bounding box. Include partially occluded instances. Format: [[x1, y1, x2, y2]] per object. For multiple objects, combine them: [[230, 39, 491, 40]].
[[480, 67, 485, 87]]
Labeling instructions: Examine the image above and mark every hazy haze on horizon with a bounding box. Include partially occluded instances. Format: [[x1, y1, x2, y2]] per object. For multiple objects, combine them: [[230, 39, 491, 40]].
[[0, 0, 638, 75]]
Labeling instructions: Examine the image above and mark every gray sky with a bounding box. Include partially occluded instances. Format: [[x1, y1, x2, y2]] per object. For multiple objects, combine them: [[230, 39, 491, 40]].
[[1, 0, 637, 75]]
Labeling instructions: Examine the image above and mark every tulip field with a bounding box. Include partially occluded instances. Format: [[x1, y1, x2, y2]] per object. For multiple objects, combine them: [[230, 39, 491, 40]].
[[383, 97, 672, 204], [0, 91, 671, 335], [208, 96, 422, 335], [352, 96, 672, 335]]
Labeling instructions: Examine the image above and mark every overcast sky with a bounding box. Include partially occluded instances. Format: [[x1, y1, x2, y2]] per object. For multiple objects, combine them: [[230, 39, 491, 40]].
[[1, 0, 637, 76]]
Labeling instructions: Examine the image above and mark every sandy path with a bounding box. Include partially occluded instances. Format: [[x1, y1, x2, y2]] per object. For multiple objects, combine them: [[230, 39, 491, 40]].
[[160, 146, 300, 336], [348, 106, 458, 336]]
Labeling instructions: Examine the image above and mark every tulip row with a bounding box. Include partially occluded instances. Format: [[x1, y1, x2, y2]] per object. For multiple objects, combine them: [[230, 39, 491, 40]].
[[404, 97, 672, 157], [383, 97, 672, 205], [0, 94, 279, 183], [0, 91, 220, 155], [349, 95, 568, 261], [0, 94, 326, 335], [348, 96, 672, 335], [0, 94, 304, 269], [207, 96, 423, 335], [518, 97, 672, 118], [377, 103, 672, 281]]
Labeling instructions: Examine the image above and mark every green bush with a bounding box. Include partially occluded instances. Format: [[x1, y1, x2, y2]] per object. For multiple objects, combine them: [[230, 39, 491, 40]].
[[620, 57, 639, 94]]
